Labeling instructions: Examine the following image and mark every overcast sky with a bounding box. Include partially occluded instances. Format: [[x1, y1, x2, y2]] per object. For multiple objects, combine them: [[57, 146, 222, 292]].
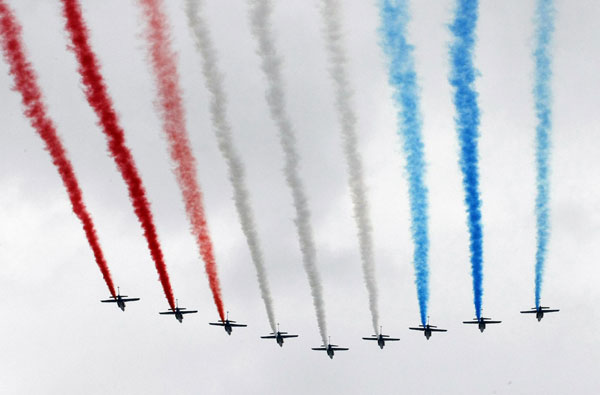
[[1, 0, 599, 394]]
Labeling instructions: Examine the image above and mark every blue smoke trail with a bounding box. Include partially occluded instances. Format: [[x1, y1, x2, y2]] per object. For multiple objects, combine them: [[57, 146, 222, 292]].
[[379, 0, 429, 326], [449, 0, 483, 319], [533, 0, 554, 308]]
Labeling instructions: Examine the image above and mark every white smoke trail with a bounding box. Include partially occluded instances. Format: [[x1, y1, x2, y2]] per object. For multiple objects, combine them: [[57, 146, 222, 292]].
[[185, 0, 276, 332], [318, 0, 379, 333], [248, 0, 328, 344]]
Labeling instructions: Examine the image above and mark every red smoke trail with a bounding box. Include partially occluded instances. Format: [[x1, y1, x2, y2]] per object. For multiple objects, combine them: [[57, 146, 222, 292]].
[[138, 0, 225, 320], [59, 0, 175, 309], [0, 1, 116, 297]]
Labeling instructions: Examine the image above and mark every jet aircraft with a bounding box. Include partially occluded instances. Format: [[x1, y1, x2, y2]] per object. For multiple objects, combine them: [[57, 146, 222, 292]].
[[260, 324, 299, 347], [159, 299, 198, 323], [362, 326, 400, 349], [520, 306, 559, 321], [312, 338, 349, 359], [100, 287, 140, 311], [462, 317, 502, 333], [209, 312, 247, 335], [409, 318, 447, 340]]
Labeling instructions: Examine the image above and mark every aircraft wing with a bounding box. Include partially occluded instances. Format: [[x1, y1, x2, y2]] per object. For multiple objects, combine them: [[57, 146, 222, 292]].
[[463, 320, 479, 324], [311, 347, 327, 351], [159, 311, 176, 315], [385, 338, 400, 341], [430, 328, 447, 332], [520, 310, 537, 314], [121, 298, 140, 302], [486, 320, 502, 324], [542, 309, 559, 313], [331, 347, 349, 351], [260, 335, 277, 339], [408, 327, 425, 331], [362, 337, 378, 340], [280, 334, 298, 338], [230, 323, 247, 327], [180, 310, 198, 314], [209, 322, 225, 326], [101, 299, 117, 303]]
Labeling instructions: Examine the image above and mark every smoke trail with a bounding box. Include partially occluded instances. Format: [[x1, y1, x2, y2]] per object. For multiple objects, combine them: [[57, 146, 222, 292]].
[[59, 0, 176, 309], [449, 0, 484, 319], [137, 0, 225, 320], [378, 0, 429, 326], [533, 0, 554, 309], [185, 0, 276, 331], [318, 0, 379, 333], [0, 1, 117, 298], [248, 0, 328, 344]]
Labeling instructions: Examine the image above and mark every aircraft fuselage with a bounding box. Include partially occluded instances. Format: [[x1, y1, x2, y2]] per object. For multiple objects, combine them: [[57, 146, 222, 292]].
[[117, 298, 126, 311], [327, 347, 335, 359], [537, 310, 544, 321], [277, 335, 284, 347], [479, 321, 486, 332]]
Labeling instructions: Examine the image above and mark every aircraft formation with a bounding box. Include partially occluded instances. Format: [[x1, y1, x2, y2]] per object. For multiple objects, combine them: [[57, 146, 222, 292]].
[[0, 0, 560, 360], [101, 289, 558, 359]]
